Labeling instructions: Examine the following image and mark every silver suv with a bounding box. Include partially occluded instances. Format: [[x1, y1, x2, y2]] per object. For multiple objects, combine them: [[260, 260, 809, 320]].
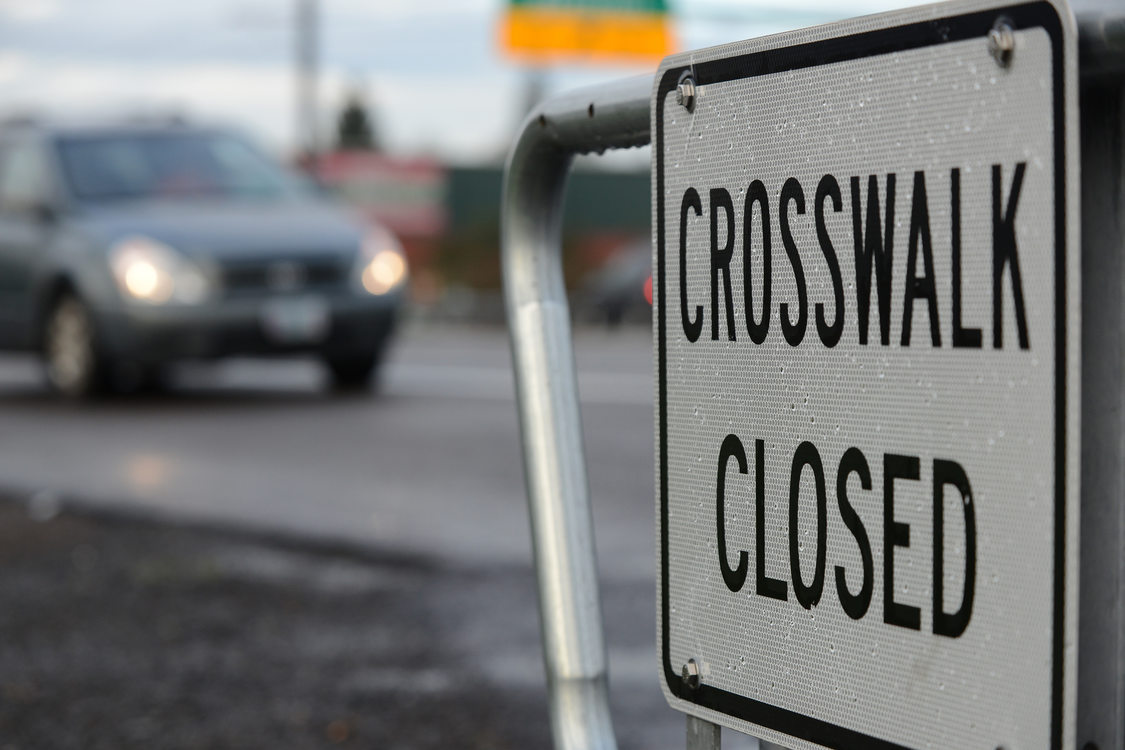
[[0, 119, 407, 396]]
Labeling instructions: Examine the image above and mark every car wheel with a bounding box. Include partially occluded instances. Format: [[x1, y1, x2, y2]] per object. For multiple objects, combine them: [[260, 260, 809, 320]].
[[324, 351, 379, 391], [43, 295, 107, 398]]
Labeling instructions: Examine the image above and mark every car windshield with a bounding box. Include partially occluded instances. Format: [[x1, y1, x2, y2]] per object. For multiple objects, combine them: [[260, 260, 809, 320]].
[[56, 131, 308, 203]]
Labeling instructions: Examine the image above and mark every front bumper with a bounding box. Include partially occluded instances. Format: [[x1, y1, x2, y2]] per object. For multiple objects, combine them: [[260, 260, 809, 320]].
[[95, 291, 402, 364]]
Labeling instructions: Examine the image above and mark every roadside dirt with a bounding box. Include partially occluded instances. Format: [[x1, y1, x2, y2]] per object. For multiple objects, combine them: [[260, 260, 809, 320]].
[[0, 500, 551, 750]]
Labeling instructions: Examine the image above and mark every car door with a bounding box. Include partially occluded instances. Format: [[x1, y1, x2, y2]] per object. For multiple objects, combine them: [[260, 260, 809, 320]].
[[0, 138, 57, 348]]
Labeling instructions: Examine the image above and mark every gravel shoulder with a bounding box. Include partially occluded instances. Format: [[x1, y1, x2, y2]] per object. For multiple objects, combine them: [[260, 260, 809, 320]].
[[0, 499, 554, 750]]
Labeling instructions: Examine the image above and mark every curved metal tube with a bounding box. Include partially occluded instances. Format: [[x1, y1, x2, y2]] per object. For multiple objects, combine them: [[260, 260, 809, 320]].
[[501, 74, 652, 750]]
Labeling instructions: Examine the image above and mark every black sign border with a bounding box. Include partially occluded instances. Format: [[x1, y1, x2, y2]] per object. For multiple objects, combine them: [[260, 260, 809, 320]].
[[655, 3, 1068, 748]]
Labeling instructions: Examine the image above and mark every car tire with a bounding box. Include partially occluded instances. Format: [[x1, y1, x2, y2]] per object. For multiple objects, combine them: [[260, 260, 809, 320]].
[[324, 351, 379, 391], [42, 294, 109, 399]]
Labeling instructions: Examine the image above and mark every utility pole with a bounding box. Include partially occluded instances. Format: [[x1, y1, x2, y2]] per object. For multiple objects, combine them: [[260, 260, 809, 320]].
[[295, 0, 319, 161]]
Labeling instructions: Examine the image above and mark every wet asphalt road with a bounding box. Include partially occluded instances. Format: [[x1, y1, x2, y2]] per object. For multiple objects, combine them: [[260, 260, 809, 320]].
[[0, 323, 654, 572], [0, 324, 762, 748]]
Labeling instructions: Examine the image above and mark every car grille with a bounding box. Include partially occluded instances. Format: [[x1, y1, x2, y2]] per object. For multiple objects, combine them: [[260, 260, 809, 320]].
[[219, 257, 348, 295]]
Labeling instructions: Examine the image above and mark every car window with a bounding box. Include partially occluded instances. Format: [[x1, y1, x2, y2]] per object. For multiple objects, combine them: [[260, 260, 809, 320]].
[[0, 142, 51, 214], [56, 131, 307, 203]]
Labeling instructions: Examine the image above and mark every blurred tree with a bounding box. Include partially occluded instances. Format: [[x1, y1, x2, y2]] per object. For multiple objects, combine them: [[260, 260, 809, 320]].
[[336, 91, 380, 151]]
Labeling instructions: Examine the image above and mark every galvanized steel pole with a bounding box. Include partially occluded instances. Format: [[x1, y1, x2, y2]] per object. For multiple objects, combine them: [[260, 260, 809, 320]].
[[501, 74, 651, 750], [1075, 6, 1125, 749], [687, 715, 722, 750]]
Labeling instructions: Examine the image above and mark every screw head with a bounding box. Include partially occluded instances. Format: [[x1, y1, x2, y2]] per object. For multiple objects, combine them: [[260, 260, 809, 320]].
[[988, 19, 1015, 67], [681, 659, 701, 690], [676, 76, 695, 111]]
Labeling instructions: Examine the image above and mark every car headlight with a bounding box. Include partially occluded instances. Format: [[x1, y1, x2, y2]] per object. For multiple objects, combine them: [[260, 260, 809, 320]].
[[355, 228, 408, 296], [108, 236, 211, 305]]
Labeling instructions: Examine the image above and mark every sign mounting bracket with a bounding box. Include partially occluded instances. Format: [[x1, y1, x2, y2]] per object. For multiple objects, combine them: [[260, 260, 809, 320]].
[[500, 2, 1125, 749], [501, 73, 651, 750]]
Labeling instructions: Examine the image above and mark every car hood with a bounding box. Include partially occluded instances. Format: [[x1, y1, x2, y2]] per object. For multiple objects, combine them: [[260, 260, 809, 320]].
[[72, 199, 364, 262]]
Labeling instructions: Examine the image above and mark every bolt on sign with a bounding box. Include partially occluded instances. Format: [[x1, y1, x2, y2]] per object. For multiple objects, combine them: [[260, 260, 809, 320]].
[[652, 1, 1079, 748], [501, 0, 675, 65]]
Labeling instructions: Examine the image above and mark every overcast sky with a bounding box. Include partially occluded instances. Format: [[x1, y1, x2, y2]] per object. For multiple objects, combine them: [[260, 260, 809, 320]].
[[0, 0, 922, 164]]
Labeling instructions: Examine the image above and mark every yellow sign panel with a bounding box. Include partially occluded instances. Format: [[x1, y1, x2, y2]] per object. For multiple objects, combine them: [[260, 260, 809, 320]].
[[501, 3, 675, 64]]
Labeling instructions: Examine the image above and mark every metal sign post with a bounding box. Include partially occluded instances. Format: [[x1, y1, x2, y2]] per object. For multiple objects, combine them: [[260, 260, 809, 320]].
[[501, 1, 1122, 748], [1075, 3, 1125, 745]]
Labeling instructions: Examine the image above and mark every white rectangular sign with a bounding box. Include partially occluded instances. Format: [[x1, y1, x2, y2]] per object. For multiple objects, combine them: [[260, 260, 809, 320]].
[[653, 2, 1079, 748]]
